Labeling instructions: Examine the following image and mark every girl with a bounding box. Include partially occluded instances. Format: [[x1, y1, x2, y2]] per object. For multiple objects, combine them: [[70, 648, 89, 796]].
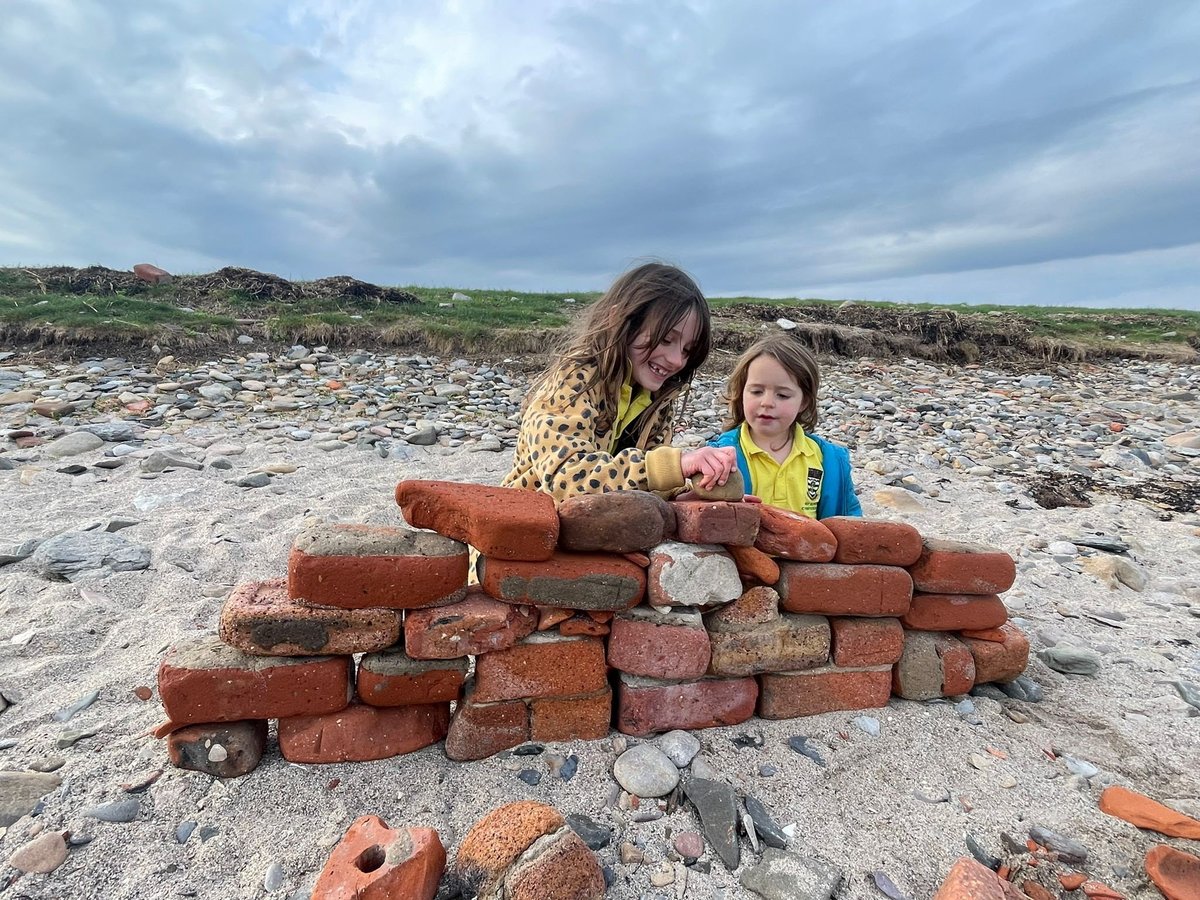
[[502, 262, 736, 501], [710, 333, 862, 518]]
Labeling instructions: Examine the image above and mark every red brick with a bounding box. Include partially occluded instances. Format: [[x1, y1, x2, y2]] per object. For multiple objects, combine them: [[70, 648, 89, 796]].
[[133, 263, 172, 284], [777, 563, 913, 616], [473, 634, 607, 702], [962, 622, 1029, 684], [278, 700, 449, 763], [166, 720, 267, 778], [395, 480, 558, 561], [959, 627, 1007, 642], [908, 538, 1016, 595], [758, 666, 892, 718], [557, 491, 674, 553], [902, 593, 1008, 631], [607, 608, 710, 679], [479, 551, 645, 611], [707, 614, 830, 677], [933, 857, 1024, 900], [530, 687, 612, 742], [727, 545, 780, 585], [558, 614, 609, 637], [312, 815, 445, 900], [705, 586, 780, 629], [287, 523, 467, 609], [444, 685, 530, 762], [829, 617, 904, 667], [892, 631, 976, 700], [670, 501, 760, 546], [615, 673, 757, 737], [404, 590, 537, 659], [158, 636, 351, 724], [357, 649, 467, 706], [755, 505, 837, 561], [823, 517, 923, 566], [219, 579, 400, 656], [506, 828, 606, 900]]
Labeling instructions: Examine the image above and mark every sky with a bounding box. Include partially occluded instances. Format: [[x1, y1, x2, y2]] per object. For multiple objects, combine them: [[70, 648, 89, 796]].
[[2, 1, 1199, 310]]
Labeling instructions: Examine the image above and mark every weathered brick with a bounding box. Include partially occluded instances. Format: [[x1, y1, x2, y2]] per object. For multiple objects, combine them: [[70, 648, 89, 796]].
[[158, 636, 351, 724], [777, 563, 913, 616], [287, 523, 467, 609], [165, 720, 267, 778], [707, 614, 829, 677], [755, 505, 837, 561], [607, 607, 711, 680], [962, 622, 1029, 684], [278, 701, 450, 763], [557, 491, 674, 553], [902, 593, 1008, 632], [219, 579, 400, 656], [829, 617, 904, 667], [892, 630, 976, 700], [357, 649, 467, 706], [647, 541, 742, 609], [479, 551, 644, 611], [473, 634, 607, 702], [558, 613, 610, 637], [704, 586, 780, 629], [908, 538, 1016, 595], [758, 666, 892, 718], [530, 687, 612, 742], [312, 815, 445, 900], [726, 545, 780, 585], [823, 517, 923, 566], [932, 857, 1024, 900], [670, 501, 761, 546], [616, 673, 757, 737], [395, 480, 558, 561], [506, 827, 606, 900], [444, 683, 530, 762], [404, 590, 537, 659]]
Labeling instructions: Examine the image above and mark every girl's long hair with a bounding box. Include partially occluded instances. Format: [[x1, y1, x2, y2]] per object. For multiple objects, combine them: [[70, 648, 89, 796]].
[[533, 262, 711, 444], [722, 332, 821, 432]]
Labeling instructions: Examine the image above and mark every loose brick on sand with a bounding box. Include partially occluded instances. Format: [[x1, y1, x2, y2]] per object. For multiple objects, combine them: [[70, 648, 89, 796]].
[[908, 538, 1016, 595], [777, 563, 912, 616], [166, 720, 268, 778], [479, 551, 644, 611], [823, 517, 923, 566], [616, 673, 757, 737], [312, 816, 445, 900], [278, 700, 450, 763]]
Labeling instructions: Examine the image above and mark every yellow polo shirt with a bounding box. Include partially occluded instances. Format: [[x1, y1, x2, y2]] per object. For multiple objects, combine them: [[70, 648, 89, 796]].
[[611, 376, 652, 453], [739, 423, 825, 517]]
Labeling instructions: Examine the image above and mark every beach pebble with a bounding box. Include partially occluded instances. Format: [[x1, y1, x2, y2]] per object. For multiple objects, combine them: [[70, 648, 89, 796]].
[[1028, 825, 1088, 865], [673, 832, 704, 859], [84, 798, 140, 822], [613, 745, 678, 797], [1041, 645, 1102, 675], [656, 730, 701, 767], [744, 795, 789, 849], [566, 813, 611, 850], [739, 848, 843, 900], [264, 861, 284, 891], [6, 830, 68, 874], [32, 531, 151, 579]]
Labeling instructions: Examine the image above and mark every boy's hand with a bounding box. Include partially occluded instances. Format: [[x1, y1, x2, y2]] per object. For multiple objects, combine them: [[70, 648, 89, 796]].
[[680, 446, 737, 491]]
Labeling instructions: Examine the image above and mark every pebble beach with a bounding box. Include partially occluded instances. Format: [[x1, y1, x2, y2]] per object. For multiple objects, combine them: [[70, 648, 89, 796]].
[[1, 344, 1199, 899]]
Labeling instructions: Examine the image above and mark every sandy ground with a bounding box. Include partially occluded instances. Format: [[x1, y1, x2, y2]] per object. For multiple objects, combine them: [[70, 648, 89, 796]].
[[1, 417, 1199, 899]]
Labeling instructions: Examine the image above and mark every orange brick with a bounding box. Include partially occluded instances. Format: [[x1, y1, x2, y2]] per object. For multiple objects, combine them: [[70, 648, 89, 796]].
[[892, 631, 976, 700], [902, 593, 1008, 631], [755, 505, 837, 561], [823, 517, 923, 566], [530, 687, 612, 742], [727, 545, 781, 585], [962, 622, 1029, 684], [444, 684, 529, 762], [908, 538, 1016, 595], [932, 857, 1024, 900], [357, 649, 467, 706], [474, 635, 607, 702], [312, 816, 445, 900], [671, 501, 760, 546], [829, 617, 904, 667], [278, 701, 449, 763], [480, 551, 645, 611], [758, 666, 891, 718], [404, 590, 537, 659], [777, 562, 912, 616]]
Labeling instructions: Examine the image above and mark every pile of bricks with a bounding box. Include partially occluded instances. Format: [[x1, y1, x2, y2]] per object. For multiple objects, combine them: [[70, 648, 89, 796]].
[[154, 480, 1026, 774]]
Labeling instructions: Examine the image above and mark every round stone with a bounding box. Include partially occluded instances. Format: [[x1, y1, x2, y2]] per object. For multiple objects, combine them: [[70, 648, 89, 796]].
[[612, 744, 679, 798]]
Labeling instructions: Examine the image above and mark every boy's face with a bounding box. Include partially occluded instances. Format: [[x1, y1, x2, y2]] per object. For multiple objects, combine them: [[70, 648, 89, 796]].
[[743, 354, 804, 443], [628, 309, 699, 392]]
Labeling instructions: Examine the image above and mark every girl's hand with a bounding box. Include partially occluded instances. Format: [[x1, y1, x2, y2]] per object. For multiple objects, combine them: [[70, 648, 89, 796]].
[[680, 446, 736, 491]]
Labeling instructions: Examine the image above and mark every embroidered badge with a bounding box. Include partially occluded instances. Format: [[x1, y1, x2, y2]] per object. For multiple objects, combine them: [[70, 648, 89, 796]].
[[807, 467, 824, 502]]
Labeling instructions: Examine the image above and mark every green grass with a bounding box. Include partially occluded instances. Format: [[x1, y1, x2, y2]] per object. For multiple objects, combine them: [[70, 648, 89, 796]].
[[0, 292, 235, 332]]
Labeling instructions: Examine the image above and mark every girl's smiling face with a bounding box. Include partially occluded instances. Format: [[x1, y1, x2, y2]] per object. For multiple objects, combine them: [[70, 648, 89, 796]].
[[628, 309, 700, 392], [743, 353, 804, 443]]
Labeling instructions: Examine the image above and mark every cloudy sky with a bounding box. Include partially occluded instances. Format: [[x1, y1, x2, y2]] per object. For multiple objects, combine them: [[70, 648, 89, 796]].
[[3, 1, 1198, 309]]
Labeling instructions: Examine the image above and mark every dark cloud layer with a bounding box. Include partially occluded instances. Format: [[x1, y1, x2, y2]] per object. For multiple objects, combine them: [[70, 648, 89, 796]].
[[2, 0, 1198, 308]]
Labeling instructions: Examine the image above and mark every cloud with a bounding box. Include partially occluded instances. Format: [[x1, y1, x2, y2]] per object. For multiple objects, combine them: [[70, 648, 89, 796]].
[[1, 0, 1197, 308]]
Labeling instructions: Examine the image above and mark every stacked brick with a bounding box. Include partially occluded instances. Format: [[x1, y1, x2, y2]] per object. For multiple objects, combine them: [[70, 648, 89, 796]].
[[154, 479, 1027, 774]]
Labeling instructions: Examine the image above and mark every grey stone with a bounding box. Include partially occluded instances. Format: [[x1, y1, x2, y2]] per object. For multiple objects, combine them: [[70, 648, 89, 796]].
[[141, 451, 203, 472], [655, 730, 701, 767], [235, 472, 272, 488], [613, 744, 678, 798], [0, 772, 62, 827], [54, 689, 100, 722], [999, 674, 1044, 702], [1040, 645, 1102, 676], [1028, 825, 1088, 865], [405, 425, 438, 445], [0, 538, 41, 566], [44, 432, 104, 458], [1170, 680, 1200, 711], [32, 531, 150, 579], [81, 422, 141, 443], [739, 848, 843, 900], [744, 795, 788, 849], [264, 861, 285, 891], [84, 798, 140, 822], [684, 777, 740, 870], [566, 813, 612, 850]]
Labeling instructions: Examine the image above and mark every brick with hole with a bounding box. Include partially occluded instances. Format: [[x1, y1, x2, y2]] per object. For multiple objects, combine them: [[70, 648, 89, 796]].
[[158, 636, 351, 725], [647, 541, 742, 609], [287, 523, 467, 609], [759, 665, 893, 718], [312, 815, 445, 900], [395, 479, 558, 561], [829, 617, 905, 667], [777, 562, 912, 616], [670, 501, 761, 546], [530, 686, 612, 742], [165, 720, 268, 778], [404, 590, 537, 660], [962, 622, 1030, 684], [557, 490, 675, 553], [823, 517, 923, 566], [616, 673, 758, 737], [902, 593, 1008, 632], [219, 579, 400, 656], [892, 630, 976, 700], [908, 538, 1016, 595], [357, 648, 468, 706], [479, 551, 645, 611], [607, 607, 710, 680], [754, 505, 837, 561], [473, 633, 607, 703], [444, 682, 530, 762], [278, 700, 450, 763]]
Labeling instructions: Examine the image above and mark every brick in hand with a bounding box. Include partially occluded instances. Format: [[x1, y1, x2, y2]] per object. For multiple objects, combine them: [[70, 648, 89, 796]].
[[287, 523, 467, 609], [908, 538, 1016, 595]]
